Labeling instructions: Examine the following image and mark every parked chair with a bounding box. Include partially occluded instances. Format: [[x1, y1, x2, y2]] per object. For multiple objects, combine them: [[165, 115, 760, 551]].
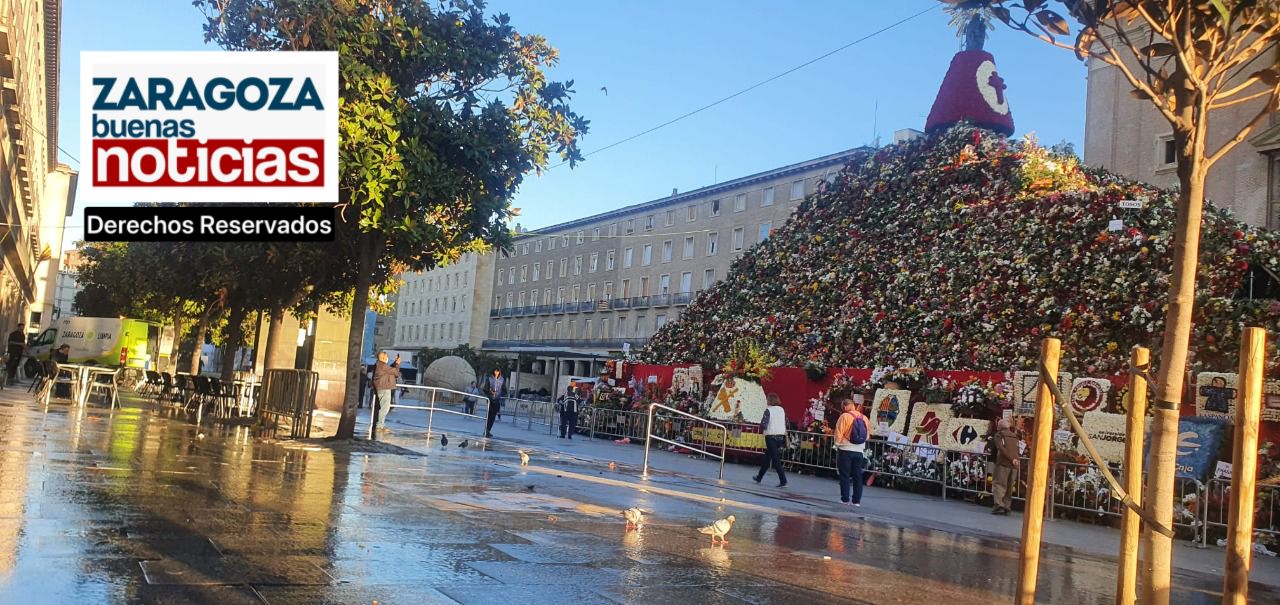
[[87, 369, 120, 409], [43, 364, 79, 406]]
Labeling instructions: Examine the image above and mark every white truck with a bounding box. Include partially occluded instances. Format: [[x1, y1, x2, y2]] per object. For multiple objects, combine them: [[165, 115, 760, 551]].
[[26, 317, 171, 373]]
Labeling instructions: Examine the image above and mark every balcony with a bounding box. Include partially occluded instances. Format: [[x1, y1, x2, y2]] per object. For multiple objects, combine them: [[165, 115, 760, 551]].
[[611, 297, 632, 310], [482, 338, 650, 351], [651, 293, 672, 307], [672, 291, 694, 305], [490, 308, 500, 318]]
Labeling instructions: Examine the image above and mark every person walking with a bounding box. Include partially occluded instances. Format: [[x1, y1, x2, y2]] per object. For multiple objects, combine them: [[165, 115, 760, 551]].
[[483, 368, 505, 438], [753, 393, 788, 487], [834, 398, 869, 507], [990, 418, 1021, 515], [558, 385, 579, 439], [371, 351, 400, 434], [464, 381, 480, 416], [5, 324, 24, 386]]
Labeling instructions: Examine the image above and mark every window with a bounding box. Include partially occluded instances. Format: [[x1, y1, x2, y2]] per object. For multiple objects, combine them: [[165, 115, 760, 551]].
[[549, 237, 556, 251], [554, 321, 562, 338], [576, 230, 584, 245], [682, 236, 694, 259], [520, 265, 528, 282], [790, 179, 805, 200], [589, 252, 599, 273], [603, 282, 614, 300], [704, 268, 716, 288], [544, 289, 552, 304], [617, 315, 628, 336], [609, 223, 618, 237], [759, 222, 772, 242], [623, 247, 634, 268], [606, 250, 616, 271], [587, 283, 597, 302], [687, 205, 697, 221], [762, 186, 775, 206], [532, 264, 540, 282], [568, 320, 577, 339], [535, 239, 543, 253], [546, 260, 554, 279], [1157, 134, 1177, 169], [517, 291, 526, 307], [626, 218, 635, 234], [506, 292, 513, 308], [640, 276, 649, 295], [541, 321, 549, 338], [661, 240, 673, 263], [656, 314, 668, 329], [557, 287, 565, 303], [573, 255, 583, 276], [659, 274, 671, 294], [734, 193, 746, 212], [498, 268, 505, 284], [707, 232, 719, 255], [601, 318, 610, 339], [645, 215, 655, 231], [621, 279, 631, 297], [508, 268, 516, 285], [680, 271, 692, 293], [592, 227, 600, 241], [560, 258, 568, 277], [562, 234, 569, 247], [732, 227, 745, 251], [522, 243, 529, 255], [636, 315, 646, 334], [572, 284, 581, 302], [584, 319, 593, 339], [515, 323, 523, 339], [711, 199, 721, 216], [642, 244, 653, 266], [665, 210, 674, 226]]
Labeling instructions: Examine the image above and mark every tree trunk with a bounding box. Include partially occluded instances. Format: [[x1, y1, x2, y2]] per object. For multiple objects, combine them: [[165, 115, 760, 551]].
[[263, 305, 291, 370], [221, 305, 247, 382], [169, 309, 183, 374], [190, 311, 211, 375], [336, 234, 378, 439], [1142, 113, 1209, 605]]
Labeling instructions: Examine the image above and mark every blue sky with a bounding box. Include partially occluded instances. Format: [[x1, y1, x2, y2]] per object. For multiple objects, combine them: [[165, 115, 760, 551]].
[[58, 0, 1087, 245]]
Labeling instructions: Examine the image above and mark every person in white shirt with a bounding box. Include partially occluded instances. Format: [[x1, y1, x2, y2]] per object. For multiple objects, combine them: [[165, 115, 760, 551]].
[[752, 393, 789, 487]]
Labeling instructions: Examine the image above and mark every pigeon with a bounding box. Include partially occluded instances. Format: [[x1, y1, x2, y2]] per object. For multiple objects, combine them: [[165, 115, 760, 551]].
[[623, 508, 645, 530], [525, 484, 536, 492], [600, 86, 608, 95], [518, 450, 530, 466], [458, 439, 469, 449], [698, 515, 736, 546], [440, 434, 448, 447]]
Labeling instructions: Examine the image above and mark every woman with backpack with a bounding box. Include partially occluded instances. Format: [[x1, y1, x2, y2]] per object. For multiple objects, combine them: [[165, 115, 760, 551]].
[[834, 398, 870, 507]]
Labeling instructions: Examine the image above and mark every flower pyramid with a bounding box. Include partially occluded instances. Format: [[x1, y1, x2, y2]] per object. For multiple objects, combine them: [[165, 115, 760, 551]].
[[643, 125, 1280, 375]]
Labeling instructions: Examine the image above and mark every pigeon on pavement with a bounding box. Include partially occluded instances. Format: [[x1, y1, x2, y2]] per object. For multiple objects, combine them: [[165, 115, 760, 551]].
[[458, 439, 469, 449], [440, 434, 448, 447], [518, 450, 530, 466], [623, 508, 645, 530], [698, 515, 736, 546]]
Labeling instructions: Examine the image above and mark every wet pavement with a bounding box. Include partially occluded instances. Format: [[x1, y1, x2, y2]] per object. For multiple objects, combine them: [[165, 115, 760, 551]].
[[0, 388, 1276, 604]]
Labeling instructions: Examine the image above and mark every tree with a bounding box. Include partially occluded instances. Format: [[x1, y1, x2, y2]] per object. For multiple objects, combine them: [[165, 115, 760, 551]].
[[198, 0, 588, 438], [957, 1, 1280, 602]]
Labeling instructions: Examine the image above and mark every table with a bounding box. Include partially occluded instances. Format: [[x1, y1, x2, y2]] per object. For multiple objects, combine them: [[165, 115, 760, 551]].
[[232, 379, 261, 417]]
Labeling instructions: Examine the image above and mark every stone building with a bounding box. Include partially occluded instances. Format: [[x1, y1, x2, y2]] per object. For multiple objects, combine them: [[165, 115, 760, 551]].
[[0, 0, 76, 337], [388, 251, 495, 351], [483, 147, 868, 394]]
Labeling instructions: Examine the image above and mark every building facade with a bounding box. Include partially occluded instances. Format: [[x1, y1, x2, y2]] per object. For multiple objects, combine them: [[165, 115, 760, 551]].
[[51, 247, 81, 321], [1084, 41, 1279, 227], [482, 147, 868, 393], [1, 0, 75, 337], [388, 251, 496, 352]]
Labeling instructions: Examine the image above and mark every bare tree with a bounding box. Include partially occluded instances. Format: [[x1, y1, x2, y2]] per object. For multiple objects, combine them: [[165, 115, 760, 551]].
[[947, 1, 1279, 602]]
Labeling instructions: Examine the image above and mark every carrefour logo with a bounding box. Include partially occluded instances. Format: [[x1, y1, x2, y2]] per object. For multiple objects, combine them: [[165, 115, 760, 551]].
[[80, 51, 338, 204]]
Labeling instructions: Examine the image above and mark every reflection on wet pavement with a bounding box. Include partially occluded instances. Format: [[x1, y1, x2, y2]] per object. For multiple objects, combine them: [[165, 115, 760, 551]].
[[0, 394, 1271, 604]]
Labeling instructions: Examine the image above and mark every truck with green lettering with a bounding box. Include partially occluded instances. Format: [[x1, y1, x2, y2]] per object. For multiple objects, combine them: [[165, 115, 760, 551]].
[[26, 317, 169, 370]]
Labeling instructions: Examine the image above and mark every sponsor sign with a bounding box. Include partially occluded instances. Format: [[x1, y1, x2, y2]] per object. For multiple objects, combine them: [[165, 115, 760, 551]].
[[870, 389, 910, 436], [1013, 370, 1073, 416], [81, 51, 338, 203], [1142, 417, 1228, 480]]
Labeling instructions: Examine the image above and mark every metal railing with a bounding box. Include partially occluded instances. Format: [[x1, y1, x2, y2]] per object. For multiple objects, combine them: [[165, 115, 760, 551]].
[[505, 397, 559, 433], [258, 369, 319, 438], [642, 403, 728, 481], [368, 384, 490, 440]]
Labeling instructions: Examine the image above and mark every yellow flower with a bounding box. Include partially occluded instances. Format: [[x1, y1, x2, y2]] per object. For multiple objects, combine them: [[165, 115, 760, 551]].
[[1107, 342, 1119, 351], [1111, 311, 1122, 321]]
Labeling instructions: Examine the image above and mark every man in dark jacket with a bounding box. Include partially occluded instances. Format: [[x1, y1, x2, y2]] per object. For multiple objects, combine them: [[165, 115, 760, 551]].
[[5, 324, 24, 385], [372, 352, 400, 433], [991, 418, 1021, 515], [558, 385, 579, 439], [483, 368, 504, 438]]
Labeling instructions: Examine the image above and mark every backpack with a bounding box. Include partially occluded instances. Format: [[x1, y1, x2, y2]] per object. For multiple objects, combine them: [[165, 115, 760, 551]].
[[845, 411, 869, 445]]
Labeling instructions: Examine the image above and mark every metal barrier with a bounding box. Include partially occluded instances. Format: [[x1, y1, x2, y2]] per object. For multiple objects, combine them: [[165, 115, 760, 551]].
[[1201, 479, 1280, 548], [258, 369, 319, 438], [588, 408, 649, 441], [505, 397, 559, 433], [369, 384, 490, 440], [642, 403, 728, 480]]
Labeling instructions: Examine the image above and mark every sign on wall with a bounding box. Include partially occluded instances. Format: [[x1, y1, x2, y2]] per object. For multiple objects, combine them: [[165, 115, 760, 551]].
[[870, 389, 911, 436], [1013, 370, 1073, 416]]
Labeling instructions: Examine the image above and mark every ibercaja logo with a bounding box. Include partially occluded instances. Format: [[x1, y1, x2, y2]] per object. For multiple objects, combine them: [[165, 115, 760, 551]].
[[80, 51, 338, 203]]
